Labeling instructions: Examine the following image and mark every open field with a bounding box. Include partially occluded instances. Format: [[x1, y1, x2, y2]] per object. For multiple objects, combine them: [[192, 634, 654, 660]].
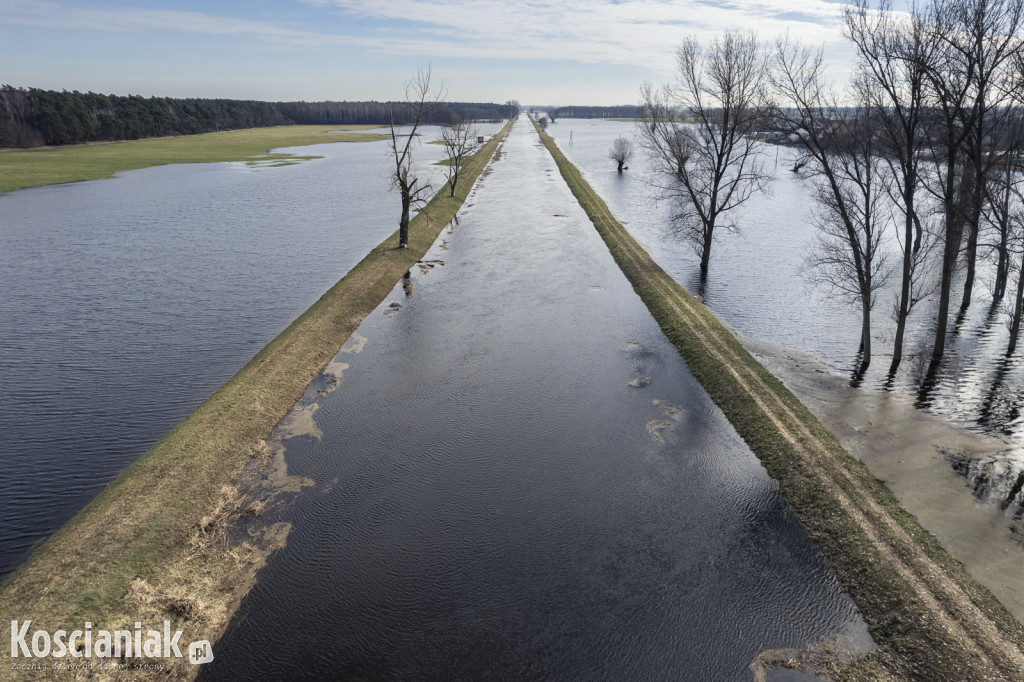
[[0, 120, 512, 680], [532, 115, 1024, 681], [0, 125, 388, 194]]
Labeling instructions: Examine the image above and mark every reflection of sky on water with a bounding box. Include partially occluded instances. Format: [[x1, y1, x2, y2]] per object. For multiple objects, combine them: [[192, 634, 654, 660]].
[[546, 118, 1024, 506]]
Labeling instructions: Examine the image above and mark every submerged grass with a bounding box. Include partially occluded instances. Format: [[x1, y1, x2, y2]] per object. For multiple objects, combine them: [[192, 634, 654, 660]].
[[0, 119, 513, 679], [531, 116, 1024, 681], [0, 125, 388, 194]]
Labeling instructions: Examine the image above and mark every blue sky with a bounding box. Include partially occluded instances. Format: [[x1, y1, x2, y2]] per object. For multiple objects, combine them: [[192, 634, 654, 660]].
[[1, 0, 860, 105]]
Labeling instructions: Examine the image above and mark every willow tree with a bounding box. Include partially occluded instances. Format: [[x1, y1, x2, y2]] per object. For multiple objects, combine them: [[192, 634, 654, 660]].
[[638, 32, 773, 279]]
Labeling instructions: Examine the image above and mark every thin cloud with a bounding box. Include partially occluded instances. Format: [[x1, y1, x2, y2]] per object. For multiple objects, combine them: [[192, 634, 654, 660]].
[[0, 0, 851, 73]]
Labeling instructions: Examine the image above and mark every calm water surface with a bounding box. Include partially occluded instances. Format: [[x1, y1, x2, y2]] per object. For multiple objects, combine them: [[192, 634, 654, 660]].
[[546, 119, 1024, 512], [204, 119, 869, 680], [0, 124, 503, 579]]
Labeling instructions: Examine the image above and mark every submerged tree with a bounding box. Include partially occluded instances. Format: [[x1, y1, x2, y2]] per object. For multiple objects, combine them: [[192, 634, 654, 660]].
[[388, 66, 445, 248], [844, 0, 936, 375], [609, 136, 633, 172], [638, 32, 774, 279], [771, 39, 894, 375], [438, 114, 478, 197]]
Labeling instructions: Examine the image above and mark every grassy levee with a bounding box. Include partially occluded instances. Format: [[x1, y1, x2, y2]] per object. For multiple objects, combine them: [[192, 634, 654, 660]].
[[0, 124, 388, 194], [0, 119, 512, 678], [531, 116, 1024, 681]]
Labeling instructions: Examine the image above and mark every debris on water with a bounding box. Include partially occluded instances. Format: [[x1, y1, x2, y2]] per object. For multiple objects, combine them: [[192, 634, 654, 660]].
[[384, 301, 403, 318], [629, 377, 651, 388], [647, 420, 670, 444], [652, 399, 685, 417], [417, 259, 445, 274]]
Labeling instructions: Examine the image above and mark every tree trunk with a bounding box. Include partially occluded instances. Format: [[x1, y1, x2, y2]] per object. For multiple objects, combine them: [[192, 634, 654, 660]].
[[931, 153, 965, 367], [617, 160, 624, 173], [699, 230, 713, 278], [960, 217, 979, 312], [890, 188, 915, 376], [1009, 249, 1024, 356], [931, 234, 958, 365], [860, 291, 872, 371], [449, 170, 458, 197], [993, 166, 1013, 304], [398, 194, 411, 248], [994, 242, 1010, 303]]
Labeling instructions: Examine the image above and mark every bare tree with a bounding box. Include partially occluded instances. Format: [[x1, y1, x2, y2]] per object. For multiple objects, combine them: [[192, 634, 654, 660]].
[[844, 0, 937, 375], [388, 65, 445, 248], [609, 136, 633, 172], [771, 39, 893, 375], [537, 115, 549, 130], [942, 0, 1024, 314], [437, 114, 478, 197], [638, 32, 774, 279], [982, 112, 1024, 305]]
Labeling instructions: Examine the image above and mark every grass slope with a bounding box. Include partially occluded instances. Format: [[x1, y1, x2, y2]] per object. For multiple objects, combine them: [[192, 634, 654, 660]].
[[0, 119, 513, 679], [532, 116, 1024, 681], [0, 125, 388, 194]]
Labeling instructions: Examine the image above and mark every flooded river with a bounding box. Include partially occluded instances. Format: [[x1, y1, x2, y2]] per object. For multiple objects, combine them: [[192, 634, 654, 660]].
[[0, 124, 502, 579], [203, 119, 869, 680]]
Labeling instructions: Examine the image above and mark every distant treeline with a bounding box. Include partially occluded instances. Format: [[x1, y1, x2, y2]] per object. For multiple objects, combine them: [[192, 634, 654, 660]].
[[0, 86, 516, 148], [0, 87, 289, 148], [549, 105, 642, 119], [277, 101, 514, 126]]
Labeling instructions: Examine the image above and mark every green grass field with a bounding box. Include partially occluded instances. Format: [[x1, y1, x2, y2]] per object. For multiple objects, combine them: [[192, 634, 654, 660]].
[[0, 125, 389, 194]]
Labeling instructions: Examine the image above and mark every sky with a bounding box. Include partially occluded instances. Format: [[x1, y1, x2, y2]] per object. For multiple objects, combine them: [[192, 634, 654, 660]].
[[0, 0, 864, 105]]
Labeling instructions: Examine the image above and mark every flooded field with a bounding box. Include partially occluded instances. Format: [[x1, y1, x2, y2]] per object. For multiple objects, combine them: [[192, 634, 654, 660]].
[[0, 123, 504, 579], [544, 118, 1024, 520]]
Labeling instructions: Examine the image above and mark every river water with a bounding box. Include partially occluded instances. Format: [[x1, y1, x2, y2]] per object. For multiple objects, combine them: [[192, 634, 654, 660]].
[[0, 123, 503, 580], [203, 118, 870, 680], [544, 119, 1024, 518]]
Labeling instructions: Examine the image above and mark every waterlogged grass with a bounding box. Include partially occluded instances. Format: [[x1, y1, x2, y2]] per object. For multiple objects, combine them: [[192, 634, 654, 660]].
[[0, 125, 388, 194], [531, 116, 1024, 681], [0, 119, 513, 680]]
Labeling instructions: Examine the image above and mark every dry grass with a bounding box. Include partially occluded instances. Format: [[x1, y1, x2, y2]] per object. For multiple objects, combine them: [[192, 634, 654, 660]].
[[0, 125, 388, 194], [0, 119, 512, 679], [532, 116, 1024, 681]]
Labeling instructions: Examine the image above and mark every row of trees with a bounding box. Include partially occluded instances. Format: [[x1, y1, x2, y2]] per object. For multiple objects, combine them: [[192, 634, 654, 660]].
[[277, 99, 515, 126], [0, 85, 516, 148], [0, 87, 289, 147], [638, 0, 1024, 379], [553, 105, 642, 119]]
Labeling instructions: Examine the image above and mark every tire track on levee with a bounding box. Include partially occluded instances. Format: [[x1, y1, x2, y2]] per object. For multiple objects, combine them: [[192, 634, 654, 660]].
[[530, 116, 1024, 682]]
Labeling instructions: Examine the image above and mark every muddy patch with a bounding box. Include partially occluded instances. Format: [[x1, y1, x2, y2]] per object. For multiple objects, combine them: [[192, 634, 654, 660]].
[[744, 334, 1024, 623], [750, 634, 873, 682], [417, 259, 445, 274], [629, 377, 651, 388]]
